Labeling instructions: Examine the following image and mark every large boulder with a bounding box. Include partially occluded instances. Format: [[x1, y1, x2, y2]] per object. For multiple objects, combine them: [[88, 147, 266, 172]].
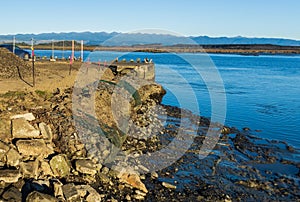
[[26, 191, 58, 202], [16, 139, 54, 158], [49, 155, 71, 178], [0, 169, 21, 183], [12, 118, 40, 139]]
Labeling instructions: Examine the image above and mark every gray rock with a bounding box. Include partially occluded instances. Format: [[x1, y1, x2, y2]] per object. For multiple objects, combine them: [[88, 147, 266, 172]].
[[39, 160, 54, 177], [62, 183, 79, 201], [133, 194, 145, 200], [101, 167, 110, 175], [20, 161, 39, 179], [13, 178, 25, 191], [0, 141, 9, 166], [0, 119, 11, 143], [6, 148, 21, 167], [85, 185, 102, 202], [135, 189, 147, 196], [138, 164, 149, 173], [75, 159, 98, 175], [26, 191, 58, 202], [2, 186, 22, 201], [151, 171, 158, 179], [117, 168, 148, 193], [74, 185, 87, 198], [52, 179, 64, 200], [75, 185, 102, 202], [12, 118, 40, 139], [162, 182, 176, 189], [0, 170, 21, 183], [0, 141, 9, 153], [50, 155, 71, 178], [39, 123, 53, 143], [98, 172, 111, 184], [125, 195, 131, 201], [11, 113, 35, 121], [16, 139, 54, 158]]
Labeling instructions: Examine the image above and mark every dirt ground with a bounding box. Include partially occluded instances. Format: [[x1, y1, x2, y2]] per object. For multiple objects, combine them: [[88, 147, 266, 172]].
[[0, 61, 82, 93]]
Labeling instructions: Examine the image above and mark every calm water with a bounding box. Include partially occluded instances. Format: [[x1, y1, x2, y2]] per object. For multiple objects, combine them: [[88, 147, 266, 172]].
[[33, 50, 300, 148]]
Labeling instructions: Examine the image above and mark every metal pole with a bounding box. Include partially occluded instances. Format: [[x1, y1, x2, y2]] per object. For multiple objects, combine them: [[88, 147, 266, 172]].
[[69, 40, 74, 75], [72, 40, 74, 61], [62, 40, 64, 59], [52, 39, 54, 59], [13, 36, 15, 54], [81, 40, 83, 62], [31, 38, 35, 87]]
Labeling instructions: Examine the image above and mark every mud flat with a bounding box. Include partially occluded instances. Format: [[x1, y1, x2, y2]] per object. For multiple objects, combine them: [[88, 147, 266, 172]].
[[0, 62, 299, 201]]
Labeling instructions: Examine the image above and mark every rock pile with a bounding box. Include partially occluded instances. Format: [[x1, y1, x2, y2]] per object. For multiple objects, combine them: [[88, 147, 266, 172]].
[[0, 84, 161, 201], [0, 48, 32, 79], [0, 64, 299, 201], [0, 113, 105, 201], [0, 110, 154, 201]]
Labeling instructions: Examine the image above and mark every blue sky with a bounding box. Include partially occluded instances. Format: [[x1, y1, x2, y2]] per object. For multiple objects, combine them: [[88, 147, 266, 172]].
[[1, 0, 300, 40]]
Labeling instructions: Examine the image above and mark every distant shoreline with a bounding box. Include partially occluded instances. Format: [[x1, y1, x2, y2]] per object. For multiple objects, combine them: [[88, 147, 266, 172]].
[[19, 44, 300, 55]]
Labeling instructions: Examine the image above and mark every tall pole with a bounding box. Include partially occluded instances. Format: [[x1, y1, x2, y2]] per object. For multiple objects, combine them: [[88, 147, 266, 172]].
[[52, 39, 54, 59], [62, 40, 64, 59], [69, 40, 74, 75], [12, 36, 15, 54], [81, 40, 83, 62], [72, 40, 74, 61], [31, 38, 35, 87]]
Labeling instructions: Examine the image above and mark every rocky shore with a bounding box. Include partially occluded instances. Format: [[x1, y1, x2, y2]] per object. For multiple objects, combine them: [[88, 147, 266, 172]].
[[0, 64, 299, 201]]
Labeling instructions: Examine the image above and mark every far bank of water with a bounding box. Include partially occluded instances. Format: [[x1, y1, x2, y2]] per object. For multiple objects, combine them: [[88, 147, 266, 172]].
[[32, 50, 300, 148]]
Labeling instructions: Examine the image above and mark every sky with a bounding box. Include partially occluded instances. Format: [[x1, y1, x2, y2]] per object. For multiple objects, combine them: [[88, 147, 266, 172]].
[[1, 0, 300, 40]]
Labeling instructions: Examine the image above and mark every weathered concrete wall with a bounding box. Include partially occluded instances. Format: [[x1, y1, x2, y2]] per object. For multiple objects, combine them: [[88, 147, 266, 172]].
[[91, 60, 155, 81], [130, 64, 155, 81], [114, 63, 155, 81]]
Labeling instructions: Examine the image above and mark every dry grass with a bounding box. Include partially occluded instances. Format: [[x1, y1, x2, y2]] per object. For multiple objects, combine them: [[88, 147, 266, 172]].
[[0, 61, 81, 94]]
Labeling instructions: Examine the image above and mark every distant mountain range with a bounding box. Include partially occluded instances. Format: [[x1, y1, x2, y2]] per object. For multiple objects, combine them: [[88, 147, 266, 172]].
[[0, 32, 300, 46]]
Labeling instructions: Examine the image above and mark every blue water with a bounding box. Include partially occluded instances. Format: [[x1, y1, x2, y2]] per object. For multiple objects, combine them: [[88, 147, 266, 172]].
[[32, 50, 300, 148]]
